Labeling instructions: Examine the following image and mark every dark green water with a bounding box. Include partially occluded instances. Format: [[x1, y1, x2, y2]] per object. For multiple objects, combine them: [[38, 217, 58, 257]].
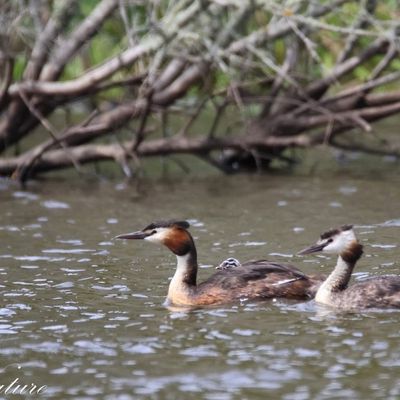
[[1, 150, 400, 399]]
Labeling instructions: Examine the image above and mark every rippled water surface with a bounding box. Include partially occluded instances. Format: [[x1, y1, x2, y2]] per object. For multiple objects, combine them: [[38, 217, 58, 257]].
[[1, 156, 400, 399]]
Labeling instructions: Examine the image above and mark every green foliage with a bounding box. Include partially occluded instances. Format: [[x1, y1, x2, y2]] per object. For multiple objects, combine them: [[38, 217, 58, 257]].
[[78, 0, 100, 18], [13, 56, 27, 80], [214, 71, 230, 91], [62, 56, 83, 81], [353, 65, 371, 81], [273, 39, 286, 65], [88, 34, 122, 67]]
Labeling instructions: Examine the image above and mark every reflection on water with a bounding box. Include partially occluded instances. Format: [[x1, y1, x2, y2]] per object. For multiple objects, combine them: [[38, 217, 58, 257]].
[[1, 164, 400, 399]]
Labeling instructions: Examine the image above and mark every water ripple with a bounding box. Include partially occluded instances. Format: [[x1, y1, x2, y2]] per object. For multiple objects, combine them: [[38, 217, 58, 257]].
[[41, 200, 70, 209]]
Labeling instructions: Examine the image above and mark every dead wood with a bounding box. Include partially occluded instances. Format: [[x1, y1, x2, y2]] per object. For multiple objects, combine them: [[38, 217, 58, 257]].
[[0, 0, 399, 182]]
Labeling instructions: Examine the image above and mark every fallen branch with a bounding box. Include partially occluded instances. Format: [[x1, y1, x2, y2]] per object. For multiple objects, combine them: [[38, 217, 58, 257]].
[[273, 101, 400, 135], [0, 133, 314, 176]]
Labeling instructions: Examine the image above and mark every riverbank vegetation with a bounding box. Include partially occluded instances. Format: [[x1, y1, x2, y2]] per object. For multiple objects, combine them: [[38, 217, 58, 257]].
[[0, 0, 399, 182]]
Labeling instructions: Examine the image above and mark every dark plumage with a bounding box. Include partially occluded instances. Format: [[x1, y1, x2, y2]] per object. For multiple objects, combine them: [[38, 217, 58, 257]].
[[193, 260, 323, 304], [320, 224, 353, 240], [143, 220, 190, 231], [326, 276, 400, 309]]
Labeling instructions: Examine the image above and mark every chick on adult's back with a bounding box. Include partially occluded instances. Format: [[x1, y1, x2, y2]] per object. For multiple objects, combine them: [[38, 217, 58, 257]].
[[116, 220, 323, 306]]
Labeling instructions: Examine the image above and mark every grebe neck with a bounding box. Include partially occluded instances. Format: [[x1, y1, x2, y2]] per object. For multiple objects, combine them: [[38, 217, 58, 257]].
[[315, 243, 363, 304], [315, 256, 355, 303], [167, 242, 198, 304]]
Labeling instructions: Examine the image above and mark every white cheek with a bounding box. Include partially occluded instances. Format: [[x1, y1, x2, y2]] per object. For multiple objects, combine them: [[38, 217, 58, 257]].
[[323, 242, 342, 254], [323, 230, 356, 253], [145, 235, 159, 243], [144, 228, 169, 243]]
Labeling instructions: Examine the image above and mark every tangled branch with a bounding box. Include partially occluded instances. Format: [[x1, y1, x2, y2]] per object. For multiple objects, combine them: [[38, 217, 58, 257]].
[[0, 0, 399, 182]]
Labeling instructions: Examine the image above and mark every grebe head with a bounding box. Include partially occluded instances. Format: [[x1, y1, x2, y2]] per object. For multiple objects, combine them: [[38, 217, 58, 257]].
[[298, 224, 357, 255], [115, 220, 193, 256]]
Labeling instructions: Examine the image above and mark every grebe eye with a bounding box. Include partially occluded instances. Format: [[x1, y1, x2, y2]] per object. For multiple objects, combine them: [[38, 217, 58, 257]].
[[151, 230, 157, 235], [327, 238, 333, 243]]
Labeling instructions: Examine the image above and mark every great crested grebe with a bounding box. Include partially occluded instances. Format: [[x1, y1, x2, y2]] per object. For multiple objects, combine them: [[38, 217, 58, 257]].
[[115, 220, 324, 306], [299, 224, 400, 310]]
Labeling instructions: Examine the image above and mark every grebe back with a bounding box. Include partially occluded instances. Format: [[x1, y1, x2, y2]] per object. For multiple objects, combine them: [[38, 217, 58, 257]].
[[116, 219, 324, 306], [299, 225, 400, 310]]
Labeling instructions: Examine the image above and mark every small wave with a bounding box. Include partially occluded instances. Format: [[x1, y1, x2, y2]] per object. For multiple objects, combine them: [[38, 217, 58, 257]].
[[41, 200, 70, 209]]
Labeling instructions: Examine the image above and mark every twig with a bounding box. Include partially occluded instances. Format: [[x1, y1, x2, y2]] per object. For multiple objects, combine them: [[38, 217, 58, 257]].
[[208, 98, 228, 139], [336, 0, 376, 64], [370, 40, 398, 80], [331, 140, 400, 158], [0, 58, 13, 109], [228, 0, 353, 54], [132, 90, 153, 152], [118, 0, 135, 47], [16, 90, 82, 181], [287, 19, 320, 64], [177, 97, 209, 137], [40, 0, 119, 81], [261, 38, 298, 117], [320, 70, 400, 107], [24, 0, 78, 80]]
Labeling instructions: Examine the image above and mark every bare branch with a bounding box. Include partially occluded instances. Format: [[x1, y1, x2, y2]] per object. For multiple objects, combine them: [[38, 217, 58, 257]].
[[370, 40, 398, 80], [275, 101, 400, 135], [39, 0, 119, 81], [24, 0, 78, 80], [17, 90, 82, 180], [8, 1, 205, 97], [305, 37, 389, 100], [336, 0, 377, 64], [331, 140, 400, 158], [0, 133, 314, 177], [0, 58, 13, 109], [228, 0, 353, 54], [321, 71, 400, 108], [177, 97, 209, 137]]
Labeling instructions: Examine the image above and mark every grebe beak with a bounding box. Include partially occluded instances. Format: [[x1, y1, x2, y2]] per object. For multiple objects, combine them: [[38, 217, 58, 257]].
[[114, 231, 149, 240], [298, 242, 326, 255]]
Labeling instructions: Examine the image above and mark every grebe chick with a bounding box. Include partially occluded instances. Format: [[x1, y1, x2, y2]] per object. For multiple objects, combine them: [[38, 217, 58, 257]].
[[299, 225, 400, 310], [217, 258, 241, 270], [116, 220, 324, 306]]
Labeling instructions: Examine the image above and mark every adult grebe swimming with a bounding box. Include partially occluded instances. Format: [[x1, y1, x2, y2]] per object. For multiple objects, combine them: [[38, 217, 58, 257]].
[[299, 224, 400, 310], [115, 220, 324, 306]]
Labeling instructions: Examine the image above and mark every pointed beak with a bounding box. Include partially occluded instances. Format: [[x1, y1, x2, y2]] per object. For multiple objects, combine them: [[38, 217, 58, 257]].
[[298, 242, 326, 255], [114, 231, 148, 240]]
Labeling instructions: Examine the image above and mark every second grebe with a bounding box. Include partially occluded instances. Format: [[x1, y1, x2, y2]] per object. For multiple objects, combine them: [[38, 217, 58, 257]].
[[299, 225, 400, 310], [116, 220, 324, 306]]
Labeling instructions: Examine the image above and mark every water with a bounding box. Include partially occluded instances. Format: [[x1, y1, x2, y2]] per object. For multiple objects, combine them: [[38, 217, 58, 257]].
[[1, 153, 400, 399]]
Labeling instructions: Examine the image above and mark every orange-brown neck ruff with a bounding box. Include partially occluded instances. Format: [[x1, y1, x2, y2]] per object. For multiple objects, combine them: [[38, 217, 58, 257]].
[[164, 228, 198, 287], [163, 228, 196, 257], [341, 242, 363, 265]]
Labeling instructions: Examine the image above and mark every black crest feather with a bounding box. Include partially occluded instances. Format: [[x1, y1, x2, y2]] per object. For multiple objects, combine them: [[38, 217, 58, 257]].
[[143, 220, 190, 231], [320, 224, 353, 239]]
